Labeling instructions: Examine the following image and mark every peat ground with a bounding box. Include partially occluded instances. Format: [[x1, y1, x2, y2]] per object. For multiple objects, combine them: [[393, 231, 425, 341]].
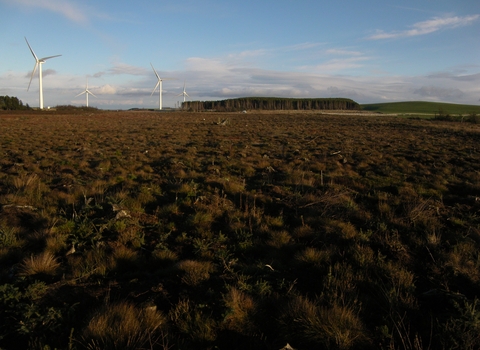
[[1, 110, 480, 349]]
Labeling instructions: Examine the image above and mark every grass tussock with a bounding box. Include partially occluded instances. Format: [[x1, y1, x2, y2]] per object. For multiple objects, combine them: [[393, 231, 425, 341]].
[[169, 299, 217, 344], [18, 251, 60, 277], [177, 259, 215, 286], [280, 295, 368, 349], [221, 286, 256, 334], [80, 301, 168, 350]]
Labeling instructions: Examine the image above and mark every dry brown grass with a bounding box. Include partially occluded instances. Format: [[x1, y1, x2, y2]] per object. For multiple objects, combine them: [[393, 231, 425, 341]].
[[80, 301, 168, 350], [281, 295, 368, 349], [177, 259, 215, 286], [18, 251, 60, 277], [221, 286, 256, 333], [169, 299, 217, 344], [295, 247, 329, 267]]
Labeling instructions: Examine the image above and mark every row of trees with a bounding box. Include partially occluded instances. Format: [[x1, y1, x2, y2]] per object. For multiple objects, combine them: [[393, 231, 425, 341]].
[[182, 97, 360, 111], [0, 96, 30, 110]]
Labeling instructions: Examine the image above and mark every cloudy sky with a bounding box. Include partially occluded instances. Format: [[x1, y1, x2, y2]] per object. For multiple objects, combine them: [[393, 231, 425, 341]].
[[0, 0, 479, 109]]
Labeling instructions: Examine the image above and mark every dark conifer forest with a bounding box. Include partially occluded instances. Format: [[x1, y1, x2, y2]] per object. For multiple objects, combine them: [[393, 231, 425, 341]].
[[183, 97, 360, 111]]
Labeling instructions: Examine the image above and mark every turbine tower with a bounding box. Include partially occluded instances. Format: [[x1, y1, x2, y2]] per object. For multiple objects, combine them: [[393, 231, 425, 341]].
[[25, 37, 61, 110], [76, 78, 97, 107], [177, 80, 189, 103], [150, 63, 173, 110]]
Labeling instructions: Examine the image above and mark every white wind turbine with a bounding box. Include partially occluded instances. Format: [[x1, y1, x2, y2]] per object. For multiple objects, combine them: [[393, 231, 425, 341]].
[[150, 63, 174, 110], [177, 80, 189, 103], [25, 37, 62, 110], [76, 78, 97, 107]]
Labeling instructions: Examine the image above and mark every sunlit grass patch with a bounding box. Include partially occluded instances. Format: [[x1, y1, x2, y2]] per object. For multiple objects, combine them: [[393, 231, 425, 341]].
[[44, 231, 68, 255], [169, 299, 217, 344], [152, 249, 178, 267], [18, 251, 60, 277], [221, 286, 256, 334], [80, 301, 168, 350], [112, 245, 141, 272], [292, 224, 315, 239], [177, 259, 215, 286], [0, 224, 21, 249], [266, 230, 292, 249], [280, 295, 368, 349], [294, 247, 329, 267]]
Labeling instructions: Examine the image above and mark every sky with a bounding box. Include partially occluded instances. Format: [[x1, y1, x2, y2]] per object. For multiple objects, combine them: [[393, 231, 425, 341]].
[[0, 0, 479, 109]]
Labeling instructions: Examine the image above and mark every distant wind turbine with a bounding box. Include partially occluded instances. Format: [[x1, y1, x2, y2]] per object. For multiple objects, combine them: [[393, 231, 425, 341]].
[[150, 63, 174, 110], [25, 37, 61, 110], [177, 80, 189, 103], [76, 78, 97, 107]]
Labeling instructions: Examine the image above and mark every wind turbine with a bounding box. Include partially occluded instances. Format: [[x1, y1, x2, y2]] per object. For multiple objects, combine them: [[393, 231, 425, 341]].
[[177, 80, 189, 103], [76, 78, 97, 107], [25, 37, 61, 110], [150, 63, 174, 110]]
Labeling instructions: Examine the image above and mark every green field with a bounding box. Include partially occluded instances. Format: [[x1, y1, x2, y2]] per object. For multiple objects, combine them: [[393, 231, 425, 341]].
[[361, 101, 480, 115]]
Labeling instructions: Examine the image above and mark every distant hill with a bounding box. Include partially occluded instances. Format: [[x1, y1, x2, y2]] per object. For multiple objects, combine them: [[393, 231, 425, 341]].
[[361, 101, 480, 115]]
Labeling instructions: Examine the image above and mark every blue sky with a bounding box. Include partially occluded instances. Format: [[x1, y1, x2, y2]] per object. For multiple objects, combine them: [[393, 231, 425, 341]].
[[1, 0, 479, 109]]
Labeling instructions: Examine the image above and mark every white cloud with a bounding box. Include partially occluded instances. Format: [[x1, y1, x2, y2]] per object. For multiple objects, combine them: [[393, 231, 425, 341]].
[[24, 68, 57, 79], [185, 57, 232, 74], [94, 63, 148, 78], [96, 84, 117, 95], [229, 49, 268, 59], [289, 46, 371, 74], [281, 42, 323, 51], [368, 14, 480, 40], [413, 86, 464, 100], [427, 72, 480, 82], [326, 49, 363, 56], [301, 56, 371, 73], [3, 0, 89, 24]]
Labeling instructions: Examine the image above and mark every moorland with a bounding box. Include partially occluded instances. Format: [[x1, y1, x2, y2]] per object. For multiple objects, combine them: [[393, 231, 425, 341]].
[[1, 108, 480, 349]]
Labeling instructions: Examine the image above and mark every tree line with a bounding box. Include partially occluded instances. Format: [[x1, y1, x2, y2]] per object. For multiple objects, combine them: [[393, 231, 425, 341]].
[[182, 97, 360, 111], [0, 96, 30, 110]]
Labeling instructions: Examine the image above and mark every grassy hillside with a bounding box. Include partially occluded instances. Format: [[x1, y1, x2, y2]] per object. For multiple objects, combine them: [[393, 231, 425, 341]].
[[361, 101, 480, 115]]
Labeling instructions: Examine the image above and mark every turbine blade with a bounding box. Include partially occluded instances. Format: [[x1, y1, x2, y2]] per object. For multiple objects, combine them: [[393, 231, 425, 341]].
[[150, 63, 161, 80], [40, 54, 62, 61], [87, 90, 97, 98], [25, 37, 39, 61], [76, 91, 86, 97], [27, 62, 38, 91], [185, 92, 190, 97], [151, 81, 160, 96]]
